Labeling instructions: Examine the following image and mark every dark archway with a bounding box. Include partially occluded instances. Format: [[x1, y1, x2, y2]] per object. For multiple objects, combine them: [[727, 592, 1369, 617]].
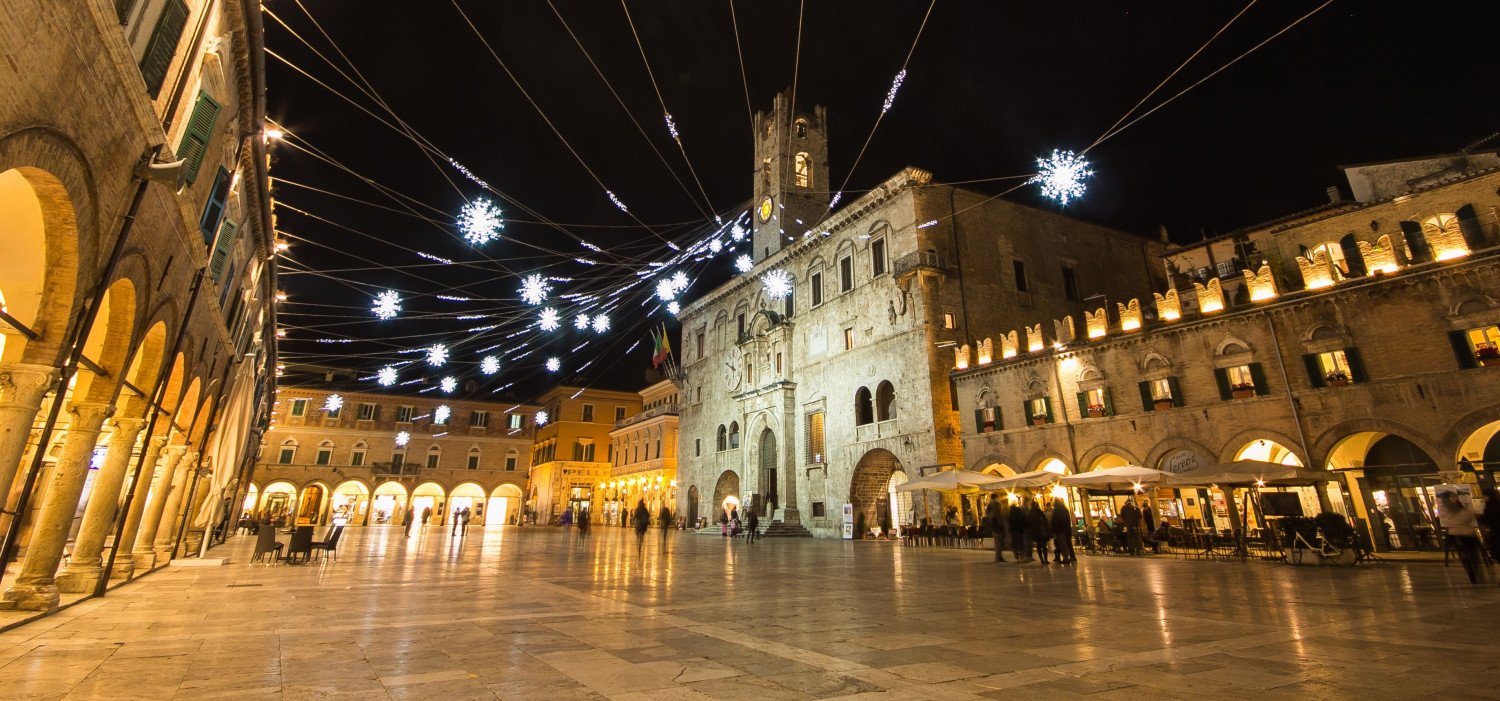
[[1359, 434, 1442, 552], [854, 387, 874, 425], [849, 448, 901, 539], [686, 485, 700, 527], [875, 381, 895, 421], [1339, 234, 1366, 278], [757, 428, 777, 516]]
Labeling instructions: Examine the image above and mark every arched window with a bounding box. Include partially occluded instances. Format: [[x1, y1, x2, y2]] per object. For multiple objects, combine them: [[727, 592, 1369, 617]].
[[426, 445, 441, 469], [875, 381, 896, 421], [315, 440, 334, 466], [1338, 234, 1366, 278], [728, 421, 740, 449], [795, 118, 808, 138], [717, 425, 727, 452], [1399, 220, 1431, 263], [467, 446, 481, 470], [855, 387, 874, 425], [794, 152, 811, 188], [350, 441, 367, 467], [277, 439, 298, 465]]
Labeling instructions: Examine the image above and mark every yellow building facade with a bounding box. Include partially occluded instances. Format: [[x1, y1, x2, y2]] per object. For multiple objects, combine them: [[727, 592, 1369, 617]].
[[526, 386, 641, 523], [601, 380, 681, 527]]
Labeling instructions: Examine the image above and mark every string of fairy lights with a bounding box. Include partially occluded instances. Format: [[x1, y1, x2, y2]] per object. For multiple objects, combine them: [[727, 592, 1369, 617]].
[[267, 0, 1337, 429]]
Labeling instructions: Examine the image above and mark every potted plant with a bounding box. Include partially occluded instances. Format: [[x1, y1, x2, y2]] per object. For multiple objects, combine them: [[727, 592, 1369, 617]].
[[1031, 413, 1048, 426], [1087, 403, 1106, 418], [1476, 343, 1500, 367], [1230, 382, 1256, 399], [1325, 370, 1350, 386], [1153, 397, 1175, 411]]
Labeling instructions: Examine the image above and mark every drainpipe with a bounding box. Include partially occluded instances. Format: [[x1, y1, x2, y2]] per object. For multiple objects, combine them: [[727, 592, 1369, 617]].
[[0, 148, 158, 575]]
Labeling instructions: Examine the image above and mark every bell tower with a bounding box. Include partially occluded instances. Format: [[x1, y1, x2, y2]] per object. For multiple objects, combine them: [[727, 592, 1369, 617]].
[[751, 89, 829, 262]]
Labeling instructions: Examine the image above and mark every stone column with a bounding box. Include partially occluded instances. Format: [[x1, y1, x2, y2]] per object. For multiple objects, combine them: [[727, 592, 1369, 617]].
[[152, 450, 198, 560], [0, 364, 58, 505], [1, 402, 111, 611], [130, 444, 185, 570], [54, 416, 146, 592], [109, 434, 168, 579]]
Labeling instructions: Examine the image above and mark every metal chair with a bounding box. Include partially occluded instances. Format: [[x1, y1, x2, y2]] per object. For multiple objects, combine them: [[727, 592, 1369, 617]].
[[312, 525, 344, 562], [251, 527, 283, 564]]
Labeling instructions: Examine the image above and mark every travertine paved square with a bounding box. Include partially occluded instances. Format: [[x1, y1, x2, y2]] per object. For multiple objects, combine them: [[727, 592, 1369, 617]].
[[0, 527, 1495, 700]]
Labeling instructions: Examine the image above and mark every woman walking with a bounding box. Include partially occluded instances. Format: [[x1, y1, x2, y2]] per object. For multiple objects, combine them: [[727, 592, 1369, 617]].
[[1438, 491, 1484, 584]]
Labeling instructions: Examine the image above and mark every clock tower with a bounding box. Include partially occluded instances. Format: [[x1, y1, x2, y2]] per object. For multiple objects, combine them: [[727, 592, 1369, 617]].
[[752, 89, 830, 262]]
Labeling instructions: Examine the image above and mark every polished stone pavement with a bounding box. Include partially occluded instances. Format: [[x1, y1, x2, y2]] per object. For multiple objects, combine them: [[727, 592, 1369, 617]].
[[0, 526, 1496, 700]]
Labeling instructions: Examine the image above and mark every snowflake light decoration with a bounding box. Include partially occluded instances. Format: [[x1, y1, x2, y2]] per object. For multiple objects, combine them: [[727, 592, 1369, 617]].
[[480, 355, 500, 375], [376, 366, 397, 387], [394, 430, 410, 447], [607, 190, 628, 212], [591, 314, 610, 333], [664, 113, 680, 140], [670, 271, 689, 292], [518, 273, 551, 306], [762, 269, 793, 299], [655, 279, 676, 302], [538, 307, 561, 331], [535, 410, 549, 426], [730, 224, 746, 241], [1030, 149, 1093, 205], [734, 254, 754, 273], [881, 69, 907, 114], [545, 357, 561, 372], [323, 394, 343, 413], [440, 376, 457, 393], [667, 301, 680, 315], [709, 239, 723, 254], [434, 405, 451, 424], [573, 313, 590, 330], [457, 197, 504, 245], [425, 343, 448, 366], [371, 290, 401, 320]]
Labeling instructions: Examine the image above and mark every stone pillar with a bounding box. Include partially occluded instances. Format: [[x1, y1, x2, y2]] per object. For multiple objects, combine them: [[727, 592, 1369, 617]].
[[0, 364, 58, 506], [109, 434, 168, 579], [130, 444, 185, 570], [1, 402, 111, 611], [152, 450, 198, 560], [54, 416, 146, 593]]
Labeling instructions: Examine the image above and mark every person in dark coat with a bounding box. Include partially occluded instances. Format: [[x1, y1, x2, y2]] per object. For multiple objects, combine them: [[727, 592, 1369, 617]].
[[985, 495, 1006, 562], [1049, 499, 1075, 564], [421, 506, 432, 526], [1481, 488, 1500, 563], [633, 500, 651, 553], [659, 505, 673, 540], [1006, 500, 1030, 561], [746, 510, 759, 543], [403, 506, 415, 538], [1119, 500, 1143, 555], [1027, 500, 1050, 564]]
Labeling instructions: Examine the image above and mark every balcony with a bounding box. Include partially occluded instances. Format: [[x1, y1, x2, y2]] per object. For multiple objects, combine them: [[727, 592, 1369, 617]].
[[614, 403, 680, 429], [893, 250, 952, 278]]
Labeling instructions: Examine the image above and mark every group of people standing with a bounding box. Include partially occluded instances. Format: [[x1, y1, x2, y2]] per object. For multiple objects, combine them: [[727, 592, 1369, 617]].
[[986, 494, 1076, 565]]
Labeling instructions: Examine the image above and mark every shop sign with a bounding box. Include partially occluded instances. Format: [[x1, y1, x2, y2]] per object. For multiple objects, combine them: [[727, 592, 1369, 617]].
[[1161, 449, 1204, 475]]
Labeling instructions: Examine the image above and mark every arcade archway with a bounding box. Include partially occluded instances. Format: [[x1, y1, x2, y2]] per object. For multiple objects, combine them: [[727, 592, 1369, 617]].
[[849, 448, 901, 538]]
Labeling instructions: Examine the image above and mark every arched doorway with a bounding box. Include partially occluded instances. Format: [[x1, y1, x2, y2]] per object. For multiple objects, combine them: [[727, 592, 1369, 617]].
[[686, 485, 700, 527], [412, 482, 446, 526], [241, 483, 259, 515], [849, 449, 901, 538], [331, 480, 369, 525], [1328, 431, 1442, 551], [487, 483, 523, 526], [756, 428, 777, 516], [712, 470, 739, 521], [260, 481, 297, 523], [1235, 439, 1304, 466], [371, 481, 407, 525], [296, 483, 328, 525], [450, 482, 486, 523]]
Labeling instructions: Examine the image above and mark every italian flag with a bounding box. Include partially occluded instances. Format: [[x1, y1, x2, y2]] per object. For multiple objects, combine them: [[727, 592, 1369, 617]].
[[651, 324, 672, 368]]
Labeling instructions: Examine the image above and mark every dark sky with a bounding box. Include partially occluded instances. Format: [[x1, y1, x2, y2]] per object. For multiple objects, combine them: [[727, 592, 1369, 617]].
[[265, 1, 1500, 401]]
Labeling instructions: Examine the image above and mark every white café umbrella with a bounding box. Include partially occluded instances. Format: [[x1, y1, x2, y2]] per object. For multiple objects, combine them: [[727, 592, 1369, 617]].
[[981, 469, 1062, 491], [893, 469, 1006, 493], [1060, 465, 1169, 492], [1165, 460, 1337, 487]]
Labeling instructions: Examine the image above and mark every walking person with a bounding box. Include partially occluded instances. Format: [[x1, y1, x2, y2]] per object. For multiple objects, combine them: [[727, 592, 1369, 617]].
[[746, 510, 759, 544], [1480, 488, 1500, 565], [1050, 499, 1076, 565], [985, 494, 1006, 562], [421, 506, 432, 526], [659, 504, 673, 542], [451, 506, 462, 536], [577, 507, 590, 541], [1119, 499, 1143, 555], [633, 500, 651, 554], [403, 506, 415, 538], [560, 505, 574, 545], [1028, 499, 1050, 564], [1007, 499, 1031, 561], [1438, 491, 1484, 584], [460, 506, 471, 536]]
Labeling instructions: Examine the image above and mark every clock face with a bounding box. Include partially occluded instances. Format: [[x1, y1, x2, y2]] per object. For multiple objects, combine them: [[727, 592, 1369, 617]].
[[722, 346, 744, 390], [757, 196, 774, 223]]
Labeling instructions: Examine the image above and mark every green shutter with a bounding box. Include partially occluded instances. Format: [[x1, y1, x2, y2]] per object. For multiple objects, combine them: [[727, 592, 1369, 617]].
[[1249, 363, 1269, 395], [1303, 354, 1325, 388], [1102, 388, 1114, 416], [1450, 331, 1478, 369], [1139, 381, 1154, 412], [139, 0, 189, 99], [994, 407, 1003, 431], [1076, 392, 1089, 416], [1043, 397, 1054, 423], [974, 409, 985, 433], [1214, 368, 1232, 400], [208, 218, 237, 281], [177, 91, 221, 185], [1345, 347, 1368, 382], [1167, 376, 1183, 407], [1022, 401, 1032, 423], [200, 167, 230, 243]]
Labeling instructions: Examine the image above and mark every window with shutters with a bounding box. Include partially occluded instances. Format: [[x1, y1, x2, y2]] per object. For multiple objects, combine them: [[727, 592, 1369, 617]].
[[177, 91, 221, 184], [315, 441, 333, 466], [507, 413, 523, 429], [290, 399, 307, 417], [839, 256, 854, 292], [1078, 387, 1112, 417], [871, 238, 887, 276], [138, 0, 188, 99], [805, 411, 825, 464], [974, 406, 999, 433], [581, 404, 594, 422], [426, 446, 441, 469], [324, 402, 341, 420], [470, 410, 488, 427], [1215, 364, 1268, 399], [351, 442, 367, 467], [357, 403, 375, 421], [217, 262, 236, 309], [467, 448, 481, 470], [1025, 397, 1053, 424], [505, 450, 518, 471], [1452, 325, 1500, 369], [395, 405, 414, 423], [1304, 349, 1364, 387], [278, 441, 296, 465], [208, 218, 237, 281], [1139, 377, 1182, 410], [199, 167, 231, 244], [810, 271, 824, 306]]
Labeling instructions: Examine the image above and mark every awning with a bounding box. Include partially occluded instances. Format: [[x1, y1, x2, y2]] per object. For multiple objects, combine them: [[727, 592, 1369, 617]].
[[1059, 465, 1170, 492], [893, 469, 1006, 493], [1165, 460, 1339, 487], [980, 469, 1062, 491]]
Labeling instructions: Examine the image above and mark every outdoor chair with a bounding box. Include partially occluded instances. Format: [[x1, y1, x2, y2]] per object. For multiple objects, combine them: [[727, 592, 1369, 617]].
[[251, 527, 283, 564], [312, 525, 344, 562], [285, 525, 314, 564]]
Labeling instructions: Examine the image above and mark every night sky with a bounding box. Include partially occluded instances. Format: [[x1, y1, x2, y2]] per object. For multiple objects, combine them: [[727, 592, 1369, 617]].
[[264, 1, 1500, 403]]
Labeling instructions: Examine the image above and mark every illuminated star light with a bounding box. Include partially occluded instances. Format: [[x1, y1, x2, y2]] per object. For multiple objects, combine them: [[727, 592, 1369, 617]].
[[480, 356, 500, 375], [440, 376, 457, 393], [591, 314, 610, 334], [535, 410, 549, 426], [395, 430, 411, 447], [323, 394, 343, 412], [1031, 149, 1093, 205], [573, 313, 590, 330], [882, 68, 907, 114], [457, 197, 504, 245], [670, 271, 689, 292], [545, 357, 561, 373], [667, 301, 681, 315], [762, 269, 793, 299], [735, 254, 754, 273], [371, 290, 401, 320], [376, 366, 397, 387], [709, 239, 724, 254], [517, 273, 551, 305], [730, 224, 746, 241], [425, 343, 448, 366], [655, 279, 676, 302], [434, 405, 451, 424], [538, 307, 561, 331]]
